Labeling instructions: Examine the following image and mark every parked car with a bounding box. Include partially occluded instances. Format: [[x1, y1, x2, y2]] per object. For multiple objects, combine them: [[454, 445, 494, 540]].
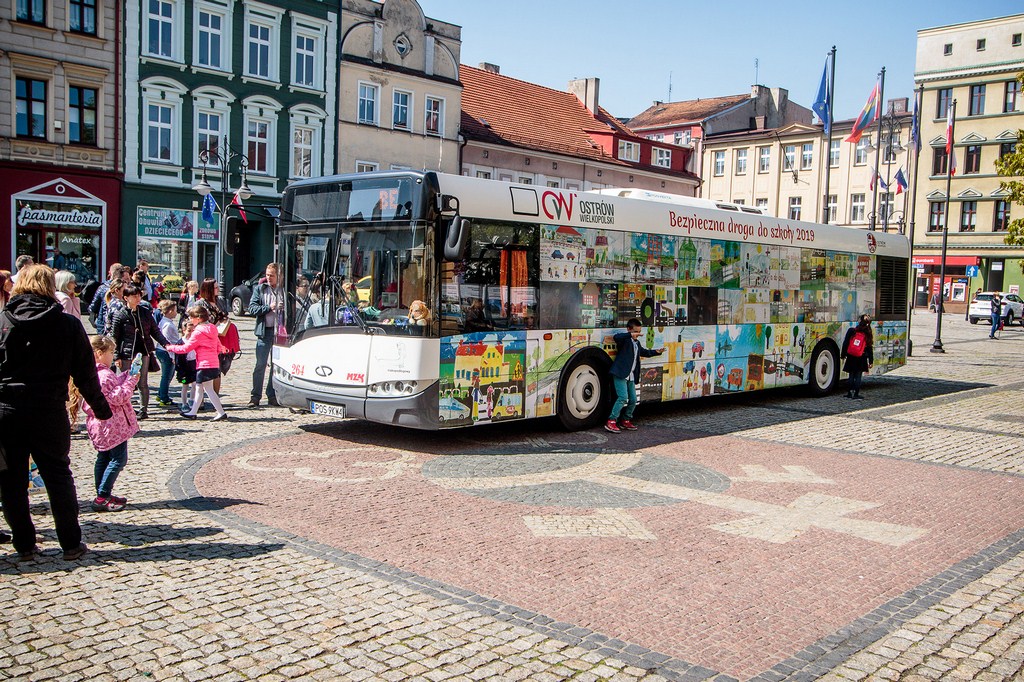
[[968, 292, 1024, 326], [229, 273, 263, 317]]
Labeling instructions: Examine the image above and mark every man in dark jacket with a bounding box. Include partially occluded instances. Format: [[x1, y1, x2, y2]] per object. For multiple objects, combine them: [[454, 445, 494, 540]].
[[0, 264, 112, 561], [111, 285, 168, 419], [246, 262, 284, 407], [606, 318, 664, 433]]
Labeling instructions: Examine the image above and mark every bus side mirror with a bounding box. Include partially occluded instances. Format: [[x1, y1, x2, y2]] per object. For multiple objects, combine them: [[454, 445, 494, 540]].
[[443, 215, 470, 261]]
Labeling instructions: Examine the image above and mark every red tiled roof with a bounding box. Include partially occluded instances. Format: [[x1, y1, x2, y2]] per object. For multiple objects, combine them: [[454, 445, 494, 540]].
[[628, 94, 750, 130]]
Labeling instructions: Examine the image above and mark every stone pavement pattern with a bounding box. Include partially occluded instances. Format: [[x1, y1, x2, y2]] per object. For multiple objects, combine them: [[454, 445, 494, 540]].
[[1, 310, 1023, 681]]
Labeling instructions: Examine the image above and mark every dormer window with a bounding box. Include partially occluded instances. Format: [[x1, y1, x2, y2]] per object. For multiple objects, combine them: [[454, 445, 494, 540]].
[[618, 140, 639, 162], [395, 34, 411, 57]]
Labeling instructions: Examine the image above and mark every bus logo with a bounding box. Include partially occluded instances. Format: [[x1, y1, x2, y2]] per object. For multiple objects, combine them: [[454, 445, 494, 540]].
[[315, 365, 333, 377], [866, 233, 877, 253], [346, 372, 365, 383], [542, 191, 574, 221]]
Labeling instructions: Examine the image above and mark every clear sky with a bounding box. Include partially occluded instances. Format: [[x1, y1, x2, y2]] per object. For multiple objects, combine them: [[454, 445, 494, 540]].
[[417, 1, 1022, 122]]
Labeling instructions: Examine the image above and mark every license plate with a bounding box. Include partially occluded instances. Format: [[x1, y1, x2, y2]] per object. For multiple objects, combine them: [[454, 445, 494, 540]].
[[310, 401, 346, 418]]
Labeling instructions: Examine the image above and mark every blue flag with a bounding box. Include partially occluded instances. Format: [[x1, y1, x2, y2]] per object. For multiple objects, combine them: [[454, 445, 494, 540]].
[[812, 58, 831, 136], [909, 96, 921, 153], [201, 193, 218, 224]]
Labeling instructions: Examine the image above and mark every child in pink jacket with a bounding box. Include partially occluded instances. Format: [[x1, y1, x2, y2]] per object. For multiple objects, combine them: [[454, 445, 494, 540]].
[[69, 335, 141, 512], [164, 304, 229, 421]]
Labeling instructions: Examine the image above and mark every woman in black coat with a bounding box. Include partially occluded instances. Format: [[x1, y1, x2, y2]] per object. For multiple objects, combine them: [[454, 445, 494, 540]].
[[0, 265, 111, 560], [840, 314, 874, 400], [111, 285, 168, 419]]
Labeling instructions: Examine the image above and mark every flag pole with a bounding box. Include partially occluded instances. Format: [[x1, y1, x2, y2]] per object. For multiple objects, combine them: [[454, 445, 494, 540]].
[[906, 82, 924, 356], [931, 98, 956, 354], [869, 67, 885, 231], [821, 46, 836, 224]]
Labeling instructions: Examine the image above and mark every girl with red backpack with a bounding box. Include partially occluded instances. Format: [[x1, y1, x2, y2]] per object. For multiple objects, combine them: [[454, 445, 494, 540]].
[[841, 314, 874, 400]]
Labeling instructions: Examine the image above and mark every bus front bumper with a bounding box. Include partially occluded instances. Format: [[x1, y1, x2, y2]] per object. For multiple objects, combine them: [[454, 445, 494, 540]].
[[273, 377, 441, 430]]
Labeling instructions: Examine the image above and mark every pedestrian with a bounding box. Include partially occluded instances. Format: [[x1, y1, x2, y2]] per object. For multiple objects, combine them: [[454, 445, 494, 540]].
[[102, 279, 126, 336], [136, 260, 153, 301], [0, 270, 12, 311], [154, 300, 181, 407], [196, 278, 229, 395], [247, 262, 284, 408], [177, 280, 199, 319], [110, 285, 168, 419], [990, 292, 1003, 339], [173, 319, 198, 410], [68, 336, 141, 512], [54, 270, 84, 326], [605, 318, 664, 433], [164, 305, 229, 421], [841, 314, 874, 399], [0, 264, 111, 561], [88, 262, 122, 330], [10, 255, 34, 284]]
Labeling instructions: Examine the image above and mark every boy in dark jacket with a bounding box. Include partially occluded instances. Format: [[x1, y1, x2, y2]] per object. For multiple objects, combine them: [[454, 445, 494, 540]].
[[606, 318, 664, 433]]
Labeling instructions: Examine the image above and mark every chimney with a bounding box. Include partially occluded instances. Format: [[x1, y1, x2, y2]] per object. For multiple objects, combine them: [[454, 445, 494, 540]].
[[754, 116, 767, 130], [889, 97, 909, 114], [479, 62, 500, 74], [569, 77, 600, 113]]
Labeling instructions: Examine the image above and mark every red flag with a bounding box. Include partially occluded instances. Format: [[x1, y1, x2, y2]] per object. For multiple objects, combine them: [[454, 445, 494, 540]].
[[945, 106, 954, 154], [231, 190, 248, 223], [845, 81, 880, 143]]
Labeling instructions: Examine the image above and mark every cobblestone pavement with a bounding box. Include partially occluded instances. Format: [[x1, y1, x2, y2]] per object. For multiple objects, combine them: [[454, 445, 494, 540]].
[[2, 310, 1023, 681]]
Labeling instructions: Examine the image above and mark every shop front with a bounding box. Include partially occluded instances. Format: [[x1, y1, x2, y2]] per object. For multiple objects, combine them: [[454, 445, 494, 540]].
[[136, 206, 221, 293], [912, 255, 979, 313]]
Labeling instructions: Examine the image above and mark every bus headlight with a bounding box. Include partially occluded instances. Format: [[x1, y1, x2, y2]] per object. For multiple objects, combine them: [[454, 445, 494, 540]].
[[368, 380, 418, 396]]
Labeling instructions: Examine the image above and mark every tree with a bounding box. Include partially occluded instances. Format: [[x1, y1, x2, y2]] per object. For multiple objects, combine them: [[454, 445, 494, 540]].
[[994, 72, 1024, 272]]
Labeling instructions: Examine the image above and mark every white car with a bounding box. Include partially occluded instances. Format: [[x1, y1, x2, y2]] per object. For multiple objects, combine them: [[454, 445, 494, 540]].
[[968, 292, 1024, 326]]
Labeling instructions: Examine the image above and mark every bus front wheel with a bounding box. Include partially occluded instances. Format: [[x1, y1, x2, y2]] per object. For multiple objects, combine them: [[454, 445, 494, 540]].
[[558, 355, 608, 431], [809, 343, 839, 396]]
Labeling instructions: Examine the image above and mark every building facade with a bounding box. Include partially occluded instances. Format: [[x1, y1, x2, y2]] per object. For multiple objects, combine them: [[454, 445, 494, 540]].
[[702, 107, 915, 234], [913, 13, 1024, 309], [1, 0, 121, 282], [122, 0, 338, 291], [460, 65, 699, 195], [338, 0, 462, 175]]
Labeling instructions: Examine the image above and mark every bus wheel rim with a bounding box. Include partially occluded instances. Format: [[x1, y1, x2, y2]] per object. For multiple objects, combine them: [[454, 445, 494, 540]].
[[565, 365, 600, 419], [816, 351, 834, 387]]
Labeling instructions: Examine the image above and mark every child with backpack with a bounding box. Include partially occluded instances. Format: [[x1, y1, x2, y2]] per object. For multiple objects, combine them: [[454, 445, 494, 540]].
[[164, 305, 229, 421], [68, 335, 143, 512], [841, 314, 874, 400]]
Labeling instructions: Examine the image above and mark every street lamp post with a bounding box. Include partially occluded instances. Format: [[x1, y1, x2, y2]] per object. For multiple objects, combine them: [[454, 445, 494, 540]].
[[865, 105, 905, 233], [191, 136, 252, 295]]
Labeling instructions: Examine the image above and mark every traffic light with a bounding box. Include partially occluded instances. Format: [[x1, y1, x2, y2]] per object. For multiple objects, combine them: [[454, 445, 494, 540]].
[[225, 216, 242, 256]]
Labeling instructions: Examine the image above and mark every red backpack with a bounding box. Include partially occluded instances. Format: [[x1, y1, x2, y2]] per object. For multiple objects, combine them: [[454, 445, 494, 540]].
[[848, 330, 867, 358]]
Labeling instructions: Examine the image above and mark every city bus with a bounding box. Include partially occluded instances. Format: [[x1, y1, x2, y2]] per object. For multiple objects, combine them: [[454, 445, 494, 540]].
[[272, 171, 909, 430]]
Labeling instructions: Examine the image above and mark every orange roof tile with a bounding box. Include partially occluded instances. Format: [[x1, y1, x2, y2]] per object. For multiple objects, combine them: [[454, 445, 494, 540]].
[[628, 94, 751, 130]]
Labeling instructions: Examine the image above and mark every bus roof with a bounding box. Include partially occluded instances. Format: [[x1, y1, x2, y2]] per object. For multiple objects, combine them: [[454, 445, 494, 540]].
[[590, 188, 768, 216]]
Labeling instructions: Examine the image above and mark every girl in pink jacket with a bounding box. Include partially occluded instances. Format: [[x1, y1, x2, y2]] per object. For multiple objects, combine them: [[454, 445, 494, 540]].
[[164, 305, 229, 421], [68, 335, 140, 512]]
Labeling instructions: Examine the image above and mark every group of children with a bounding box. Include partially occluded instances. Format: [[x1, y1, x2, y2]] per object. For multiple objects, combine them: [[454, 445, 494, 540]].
[[68, 301, 230, 512]]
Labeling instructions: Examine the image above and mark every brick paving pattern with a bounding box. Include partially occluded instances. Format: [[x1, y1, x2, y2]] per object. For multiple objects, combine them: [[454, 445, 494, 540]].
[[1, 310, 1023, 681]]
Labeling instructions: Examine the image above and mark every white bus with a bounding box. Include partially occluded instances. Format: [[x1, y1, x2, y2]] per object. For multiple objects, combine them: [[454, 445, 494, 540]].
[[272, 171, 909, 430]]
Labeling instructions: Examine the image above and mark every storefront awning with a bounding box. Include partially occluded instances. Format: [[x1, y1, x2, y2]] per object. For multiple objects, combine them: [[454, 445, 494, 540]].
[[911, 255, 979, 266]]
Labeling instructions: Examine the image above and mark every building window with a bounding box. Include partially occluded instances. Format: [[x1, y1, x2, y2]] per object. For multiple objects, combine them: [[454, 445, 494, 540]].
[[1014, 33, 1022, 47], [392, 90, 411, 130], [735, 148, 747, 175], [854, 139, 868, 165], [850, 194, 865, 223], [358, 82, 378, 125], [969, 84, 985, 116], [293, 31, 320, 88], [68, 86, 97, 145], [146, 103, 173, 161], [883, 134, 902, 163], [196, 110, 222, 165], [618, 141, 639, 162], [827, 194, 838, 223], [977, 38, 986, 51], [246, 22, 272, 79], [16, 0, 45, 24], [713, 151, 725, 176], [475, 170, 491, 179], [937, 88, 952, 118], [246, 118, 271, 173], [518, 176, 533, 185], [425, 96, 443, 136], [932, 147, 949, 176], [928, 202, 945, 231], [547, 180, 560, 188], [146, 0, 175, 58], [16, 77, 47, 139], [758, 146, 771, 173], [291, 126, 315, 178], [994, 200, 1010, 231], [880, 192, 894, 221], [733, 199, 745, 205], [943, 43, 953, 56], [1005, 80, 1021, 113], [69, 0, 97, 34], [964, 145, 981, 174], [783, 145, 796, 170], [196, 8, 224, 69], [788, 197, 801, 221], [960, 201, 977, 232], [1001, 142, 1017, 159], [654, 148, 672, 168], [755, 198, 768, 209], [830, 139, 840, 168], [355, 161, 378, 173], [673, 132, 684, 145], [801, 143, 813, 170]]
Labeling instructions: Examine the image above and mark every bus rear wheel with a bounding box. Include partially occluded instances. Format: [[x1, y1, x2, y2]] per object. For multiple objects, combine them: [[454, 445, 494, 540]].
[[809, 343, 839, 396], [558, 355, 608, 431]]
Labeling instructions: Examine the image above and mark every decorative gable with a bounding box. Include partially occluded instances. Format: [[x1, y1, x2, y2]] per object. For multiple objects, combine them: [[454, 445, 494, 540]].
[[956, 188, 983, 199]]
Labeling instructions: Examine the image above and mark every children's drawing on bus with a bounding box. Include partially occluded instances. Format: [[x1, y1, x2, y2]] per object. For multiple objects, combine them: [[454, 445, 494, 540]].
[[673, 286, 689, 324], [770, 246, 801, 290], [836, 290, 859, 322], [763, 323, 806, 388], [618, 283, 647, 324], [870, 322, 908, 374], [800, 248, 827, 291], [714, 324, 766, 393], [658, 235, 677, 281], [711, 240, 741, 289], [814, 290, 835, 322], [584, 229, 627, 282], [639, 365, 665, 402], [743, 288, 771, 324], [439, 332, 526, 426], [687, 287, 718, 326], [629, 233, 669, 281], [741, 243, 771, 288], [677, 236, 711, 286], [540, 281, 583, 328], [654, 285, 677, 325], [719, 289, 744, 325], [661, 326, 716, 400], [855, 255, 877, 316], [827, 251, 855, 290], [770, 289, 797, 324], [540, 224, 586, 282]]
